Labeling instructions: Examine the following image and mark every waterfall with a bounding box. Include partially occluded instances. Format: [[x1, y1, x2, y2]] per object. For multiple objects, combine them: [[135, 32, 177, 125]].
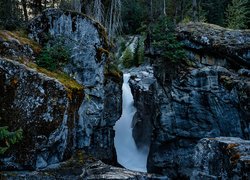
[[114, 73, 148, 172]]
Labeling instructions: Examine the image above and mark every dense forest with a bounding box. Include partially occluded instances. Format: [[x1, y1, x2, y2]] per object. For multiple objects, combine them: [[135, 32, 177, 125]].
[[0, 0, 249, 34]]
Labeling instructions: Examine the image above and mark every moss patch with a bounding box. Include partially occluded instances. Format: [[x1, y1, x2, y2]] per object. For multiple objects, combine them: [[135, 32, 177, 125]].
[[0, 30, 41, 54], [27, 62, 83, 96]]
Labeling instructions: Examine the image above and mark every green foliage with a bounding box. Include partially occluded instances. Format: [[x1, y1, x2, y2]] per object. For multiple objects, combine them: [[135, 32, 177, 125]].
[[134, 37, 145, 66], [121, 0, 148, 34], [152, 17, 186, 63], [0, 0, 23, 30], [226, 0, 249, 29], [122, 48, 134, 68], [0, 126, 23, 155], [201, 0, 229, 26], [37, 39, 70, 71]]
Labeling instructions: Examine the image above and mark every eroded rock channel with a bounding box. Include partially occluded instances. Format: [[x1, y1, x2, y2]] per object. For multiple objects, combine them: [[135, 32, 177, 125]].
[[0, 8, 249, 180]]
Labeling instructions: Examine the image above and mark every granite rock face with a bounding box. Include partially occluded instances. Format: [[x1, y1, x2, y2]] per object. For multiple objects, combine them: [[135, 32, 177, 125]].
[[191, 137, 250, 179], [28, 8, 122, 163], [0, 58, 83, 170], [129, 22, 250, 178]]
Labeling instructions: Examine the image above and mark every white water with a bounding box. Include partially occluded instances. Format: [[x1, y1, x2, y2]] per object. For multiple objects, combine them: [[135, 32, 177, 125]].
[[114, 73, 148, 172]]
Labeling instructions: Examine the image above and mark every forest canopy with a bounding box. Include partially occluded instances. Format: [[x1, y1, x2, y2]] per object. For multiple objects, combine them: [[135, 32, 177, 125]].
[[0, 0, 249, 33]]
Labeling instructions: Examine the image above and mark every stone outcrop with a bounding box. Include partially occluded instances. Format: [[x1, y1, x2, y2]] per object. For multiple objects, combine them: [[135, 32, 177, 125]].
[[191, 137, 250, 179], [0, 151, 158, 180], [0, 58, 83, 170], [129, 66, 156, 150], [28, 8, 122, 163], [176, 22, 250, 68], [130, 22, 250, 178], [0, 8, 122, 171]]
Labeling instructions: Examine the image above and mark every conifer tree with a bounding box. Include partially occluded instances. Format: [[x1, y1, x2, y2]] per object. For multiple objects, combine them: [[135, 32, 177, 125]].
[[226, 0, 249, 29]]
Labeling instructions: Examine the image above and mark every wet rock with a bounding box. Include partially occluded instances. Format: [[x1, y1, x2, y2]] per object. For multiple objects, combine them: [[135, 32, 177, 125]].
[[129, 66, 156, 149], [191, 137, 250, 179], [132, 23, 250, 178]]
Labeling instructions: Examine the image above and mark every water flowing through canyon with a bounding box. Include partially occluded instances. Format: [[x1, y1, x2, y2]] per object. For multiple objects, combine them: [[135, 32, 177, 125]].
[[114, 73, 148, 172]]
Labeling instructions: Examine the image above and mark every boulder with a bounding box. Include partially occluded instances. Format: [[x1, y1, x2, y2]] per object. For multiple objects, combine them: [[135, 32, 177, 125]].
[[0, 58, 83, 170], [191, 137, 250, 179]]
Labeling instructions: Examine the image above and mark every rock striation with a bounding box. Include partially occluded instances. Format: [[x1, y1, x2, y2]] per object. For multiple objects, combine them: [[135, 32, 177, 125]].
[[191, 137, 250, 179], [28, 8, 122, 164], [130, 22, 250, 178], [0, 58, 83, 170], [176, 22, 250, 68], [0, 8, 122, 170]]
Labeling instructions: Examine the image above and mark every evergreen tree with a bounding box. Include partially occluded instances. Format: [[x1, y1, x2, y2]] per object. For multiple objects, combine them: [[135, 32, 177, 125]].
[[0, 0, 23, 29], [226, 0, 249, 29]]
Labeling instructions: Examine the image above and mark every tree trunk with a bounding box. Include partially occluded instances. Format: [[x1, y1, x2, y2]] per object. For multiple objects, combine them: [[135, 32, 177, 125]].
[[72, 0, 82, 13], [163, 0, 166, 16], [94, 0, 103, 23], [21, 0, 28, 22], [192, 0, 197, 22]]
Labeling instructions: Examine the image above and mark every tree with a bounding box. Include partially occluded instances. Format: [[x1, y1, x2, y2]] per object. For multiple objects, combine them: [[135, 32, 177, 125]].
[[192, 0, 197, 21], [226, 0, 249, 29], [106, 0, 122, 39], [21, 0, 28, 22], [0, 0, 23, 29], [152, 17, 186, 64], [93, 0, 104, 23]]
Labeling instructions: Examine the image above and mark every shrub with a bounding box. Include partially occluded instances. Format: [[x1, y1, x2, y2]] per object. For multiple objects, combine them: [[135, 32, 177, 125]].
[[134, 37, 145, 66], [122, 48, 134, 68], [0, 126, 23, 155], [37, 39, 70, 71]]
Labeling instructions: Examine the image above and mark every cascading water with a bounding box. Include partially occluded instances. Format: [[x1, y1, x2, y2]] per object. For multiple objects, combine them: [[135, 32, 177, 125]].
[[114, 73, 148, 172]]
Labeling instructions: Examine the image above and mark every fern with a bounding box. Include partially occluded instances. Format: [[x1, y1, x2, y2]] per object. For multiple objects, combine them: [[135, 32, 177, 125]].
[[0, 126, 23, 155]]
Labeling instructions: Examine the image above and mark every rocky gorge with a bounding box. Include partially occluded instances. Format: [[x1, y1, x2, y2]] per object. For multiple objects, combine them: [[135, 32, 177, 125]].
[[0, 8, 250, 180], [0, 8, 130, 178], [130, 22, 250, 179]]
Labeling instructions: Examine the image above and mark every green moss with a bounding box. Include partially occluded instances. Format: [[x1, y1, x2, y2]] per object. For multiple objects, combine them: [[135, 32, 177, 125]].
[[27, 62, 84, 96], [0, 30, 41, 54]]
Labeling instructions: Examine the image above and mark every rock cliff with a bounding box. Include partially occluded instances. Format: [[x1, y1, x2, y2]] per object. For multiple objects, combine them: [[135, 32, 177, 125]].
[[0, 8, 122, 170], [130, 22, 250, 178], [28, 8, 122, 163], [191, 137, 250, 179], [0, 58, 83, 169]]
